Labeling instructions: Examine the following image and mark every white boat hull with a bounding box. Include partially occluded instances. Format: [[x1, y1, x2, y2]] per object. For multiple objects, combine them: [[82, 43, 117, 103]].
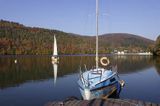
[[79, 81, 121, 100], [51, 56, 59, 64], [78, 67, 120, 91]]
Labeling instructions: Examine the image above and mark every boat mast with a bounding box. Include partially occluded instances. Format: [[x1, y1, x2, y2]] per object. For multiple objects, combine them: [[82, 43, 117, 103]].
[[96, 0, 99, 69]]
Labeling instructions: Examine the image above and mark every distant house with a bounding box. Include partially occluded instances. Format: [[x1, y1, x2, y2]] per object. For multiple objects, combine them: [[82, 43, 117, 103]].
[[117, 51, 125, 55], [113, 49, 118, 53]]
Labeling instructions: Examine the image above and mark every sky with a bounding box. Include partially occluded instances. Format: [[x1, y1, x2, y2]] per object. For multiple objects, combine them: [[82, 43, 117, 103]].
[[0, 0, 160, 40]]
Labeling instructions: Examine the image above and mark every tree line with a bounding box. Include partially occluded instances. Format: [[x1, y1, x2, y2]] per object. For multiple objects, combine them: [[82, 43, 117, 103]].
[[0, 20, 154, 55]]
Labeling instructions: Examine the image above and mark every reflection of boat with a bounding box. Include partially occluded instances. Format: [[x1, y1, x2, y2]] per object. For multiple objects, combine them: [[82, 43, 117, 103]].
[[52, 63, 58, 85], [14, 59, 17, 64], [78, 0, 124, 97], [79, 81, 121, 100], [51, 35, 59, 63]]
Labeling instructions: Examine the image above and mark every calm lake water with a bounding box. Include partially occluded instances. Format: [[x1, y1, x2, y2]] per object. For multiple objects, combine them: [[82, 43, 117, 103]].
[[0, 55, 160, 106]]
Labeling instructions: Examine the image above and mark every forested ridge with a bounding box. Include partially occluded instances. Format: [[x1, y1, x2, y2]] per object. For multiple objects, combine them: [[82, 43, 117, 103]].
[[153, 35, 160, 56], [0, 20, 154, 55]]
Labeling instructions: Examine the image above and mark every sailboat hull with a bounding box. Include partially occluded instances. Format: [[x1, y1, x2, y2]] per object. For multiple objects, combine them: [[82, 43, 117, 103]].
[[78, 68, 121, 91], [51, 56, 59, 64], [79, 81, 121, 100]]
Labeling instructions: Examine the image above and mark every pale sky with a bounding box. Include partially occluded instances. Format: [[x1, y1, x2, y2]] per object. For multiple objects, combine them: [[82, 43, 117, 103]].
[[0, 0, 160, 40]]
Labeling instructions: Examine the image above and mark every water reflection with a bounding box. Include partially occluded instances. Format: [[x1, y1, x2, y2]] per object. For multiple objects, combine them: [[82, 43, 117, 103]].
[[112, 55, 154, 74], [52, 63, 58, 85], [153, 57, 160, 75], [0, 55, 160, 105], [0, 55, 158, 89], [0, 56, 53, 89]]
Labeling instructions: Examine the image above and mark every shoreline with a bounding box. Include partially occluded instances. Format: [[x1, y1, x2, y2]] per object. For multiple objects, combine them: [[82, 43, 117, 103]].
[[0, 53, 153, 57]]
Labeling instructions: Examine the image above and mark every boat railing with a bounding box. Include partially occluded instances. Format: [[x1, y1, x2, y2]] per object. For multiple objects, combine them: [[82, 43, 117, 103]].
[[91, 70, 103, 75], [111, 65, 118, 73], [80, 73, 90, 87]]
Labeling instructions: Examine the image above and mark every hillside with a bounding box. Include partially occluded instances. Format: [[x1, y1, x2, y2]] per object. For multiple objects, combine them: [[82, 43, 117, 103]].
[[0, 20, 155, 55], [99, 33, 154, 52], [153, 35, 160, 55]]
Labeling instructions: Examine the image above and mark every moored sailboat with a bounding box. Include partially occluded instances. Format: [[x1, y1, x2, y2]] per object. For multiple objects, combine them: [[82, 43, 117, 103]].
[[78, 0, 124, 99]]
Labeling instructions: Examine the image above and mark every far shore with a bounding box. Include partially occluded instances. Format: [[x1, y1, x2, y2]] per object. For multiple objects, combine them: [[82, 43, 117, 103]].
[[0, 53, 153, 57]]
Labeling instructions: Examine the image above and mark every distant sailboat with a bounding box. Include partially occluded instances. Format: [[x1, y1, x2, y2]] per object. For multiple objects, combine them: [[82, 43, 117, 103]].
[[51, 35, 59, 63]]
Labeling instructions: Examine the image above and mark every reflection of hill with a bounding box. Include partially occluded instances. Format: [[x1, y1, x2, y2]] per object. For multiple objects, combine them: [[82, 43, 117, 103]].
[[0, 55, 154, 89], [0, 56, 53, 89], [153, 57, 160, 75], [111, 55, 154, 74], [0, 56, 96, 89]]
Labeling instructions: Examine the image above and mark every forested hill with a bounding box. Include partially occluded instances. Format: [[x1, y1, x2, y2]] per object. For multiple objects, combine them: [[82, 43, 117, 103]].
[[99, 33, 154, 51], [0, 20, 155, 55]]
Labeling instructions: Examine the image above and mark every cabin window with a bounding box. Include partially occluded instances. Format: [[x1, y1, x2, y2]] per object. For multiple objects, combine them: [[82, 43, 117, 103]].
[[110, 78, 115, 82]]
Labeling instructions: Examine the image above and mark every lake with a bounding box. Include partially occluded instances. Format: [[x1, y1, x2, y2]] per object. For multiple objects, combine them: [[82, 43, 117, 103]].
[[0, 55, 160, 106]]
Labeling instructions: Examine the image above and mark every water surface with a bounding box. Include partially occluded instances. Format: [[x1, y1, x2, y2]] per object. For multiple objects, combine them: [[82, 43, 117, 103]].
[[0, 55, 160, 106]]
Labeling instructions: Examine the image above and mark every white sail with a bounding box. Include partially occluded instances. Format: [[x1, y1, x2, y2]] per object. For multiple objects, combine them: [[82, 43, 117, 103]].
[[53, 35, 58, 56], [51, 35, 58, 63]]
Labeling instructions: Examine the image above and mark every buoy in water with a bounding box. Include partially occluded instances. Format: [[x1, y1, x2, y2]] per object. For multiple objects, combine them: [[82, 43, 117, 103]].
[[119, 80, 125, 87], [14, 59, 17, 64]]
